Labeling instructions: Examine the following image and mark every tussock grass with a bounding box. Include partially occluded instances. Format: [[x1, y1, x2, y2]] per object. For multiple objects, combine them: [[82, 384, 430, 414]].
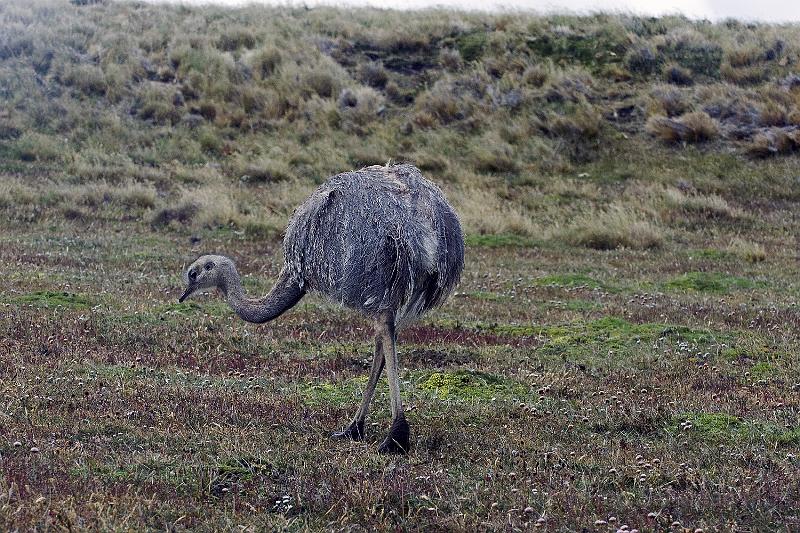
[[648, 85, 691, 117], [663, 187, 742, 221], [728, 237, 767, 262], [662, 62, 693, 85], [746, 128, 800, 157], [67, 182, 158, 210], [560, 206, 664, 250], [10, 132, 66, 162], [449, 184, 537, 237], [646, 111, 719, 143]]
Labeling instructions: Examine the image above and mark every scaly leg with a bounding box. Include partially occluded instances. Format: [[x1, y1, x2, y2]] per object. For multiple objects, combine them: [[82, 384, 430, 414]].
[[377, 315, 410, 454], [332, 334, 385, 441]]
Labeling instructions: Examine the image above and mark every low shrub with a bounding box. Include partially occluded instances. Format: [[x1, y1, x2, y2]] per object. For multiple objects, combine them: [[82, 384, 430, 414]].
[[625, 45, 661, 75], [358, 61, 388, 88], [663, 63, 693, 85]]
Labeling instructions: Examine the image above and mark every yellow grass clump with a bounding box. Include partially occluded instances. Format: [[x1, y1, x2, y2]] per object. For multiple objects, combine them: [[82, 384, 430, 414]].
[[646, 111, 719, 143]]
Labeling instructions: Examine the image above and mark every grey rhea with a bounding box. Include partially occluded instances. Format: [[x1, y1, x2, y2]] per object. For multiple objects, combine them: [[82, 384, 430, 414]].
[[179, 163, 464, 454]]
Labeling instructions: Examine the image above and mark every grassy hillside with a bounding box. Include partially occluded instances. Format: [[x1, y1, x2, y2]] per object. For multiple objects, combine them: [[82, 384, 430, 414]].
[[2, 0, 800, 240], [1, 1, 800, 531]]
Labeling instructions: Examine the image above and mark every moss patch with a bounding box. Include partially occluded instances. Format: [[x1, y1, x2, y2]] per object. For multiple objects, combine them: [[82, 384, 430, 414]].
[[664, 272, 760, 293], [534, 317, 726, 363], [682, 412, 800, 446], [299, 379, 366, 407], [416, 369, 527, 400], [11, 290, 91, 309]]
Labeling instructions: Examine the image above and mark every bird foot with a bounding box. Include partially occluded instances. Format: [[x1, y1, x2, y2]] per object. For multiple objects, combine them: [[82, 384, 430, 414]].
[[331, 419, 365, 441], [378, 414, 410, 455]]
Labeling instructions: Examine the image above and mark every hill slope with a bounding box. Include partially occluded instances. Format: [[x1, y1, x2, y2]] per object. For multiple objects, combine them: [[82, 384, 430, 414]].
[[2, 1, 800, 241]]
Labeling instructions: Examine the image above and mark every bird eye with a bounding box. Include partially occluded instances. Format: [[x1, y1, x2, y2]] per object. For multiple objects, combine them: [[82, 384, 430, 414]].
[[204, 261, 215, 271], [189, 269, 197, 281]]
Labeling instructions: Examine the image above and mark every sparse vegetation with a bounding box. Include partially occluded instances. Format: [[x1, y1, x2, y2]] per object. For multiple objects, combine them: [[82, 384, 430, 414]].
[[2, 2, 800, 530]]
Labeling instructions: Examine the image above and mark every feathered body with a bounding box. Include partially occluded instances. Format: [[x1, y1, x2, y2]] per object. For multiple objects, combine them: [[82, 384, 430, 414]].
[[180, 163, 463, 453], [283, 163, 464, 325]]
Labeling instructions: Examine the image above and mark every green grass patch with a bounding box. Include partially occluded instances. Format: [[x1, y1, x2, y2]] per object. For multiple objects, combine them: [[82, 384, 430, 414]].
[[415, 369, 528, 400], [215, 456, 273, 482], [299, 378, 367, 407], [692, 248, 729, 260], [749, 361, 776, 379], [682, 412, 800, 447], [719, 338, 776, 362], [10, 290, 91, 309], [664, 272, 760, 293], [455, 31, 487, 62], [534, 316, 726, 363]]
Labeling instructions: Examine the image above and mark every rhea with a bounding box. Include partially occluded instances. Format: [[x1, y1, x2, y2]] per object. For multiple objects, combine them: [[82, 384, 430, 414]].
[[179, 164, 464, 454]]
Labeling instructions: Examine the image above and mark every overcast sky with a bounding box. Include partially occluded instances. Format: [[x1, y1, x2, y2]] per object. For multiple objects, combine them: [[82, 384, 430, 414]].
[[150, 0, 800, 23]]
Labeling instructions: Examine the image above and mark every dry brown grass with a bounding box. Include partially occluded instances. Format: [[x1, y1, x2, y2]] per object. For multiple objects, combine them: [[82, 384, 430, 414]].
[[560, 205, 664, 250], [522, 63, 550, 87], [758, 102, 788, 127], [448, 184, 537, 237], [721, 62, 769, 85], [646, 111, 719, 143], [725, 44, 765, 68], [663, 187, 742, 221], [648, 85, 691, 117], [728, 236, 767, 262], [662, 63, 693, 86], [747, 128, 800, 157]]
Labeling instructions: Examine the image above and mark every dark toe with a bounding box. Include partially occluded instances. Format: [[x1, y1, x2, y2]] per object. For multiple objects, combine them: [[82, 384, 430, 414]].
[[377, 415, 410, 454], [331, 420, 365, 441]]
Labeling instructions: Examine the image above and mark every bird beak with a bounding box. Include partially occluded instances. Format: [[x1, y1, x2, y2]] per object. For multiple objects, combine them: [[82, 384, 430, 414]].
[[178, 285, 194, 303]]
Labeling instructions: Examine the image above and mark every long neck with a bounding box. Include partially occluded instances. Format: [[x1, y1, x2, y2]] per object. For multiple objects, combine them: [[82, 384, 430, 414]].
[[223, 267, 305, 324]]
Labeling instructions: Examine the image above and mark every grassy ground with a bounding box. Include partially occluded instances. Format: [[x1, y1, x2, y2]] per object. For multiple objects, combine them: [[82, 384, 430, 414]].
[[2, 1, 800, 531], [2, 206, 800, 531]]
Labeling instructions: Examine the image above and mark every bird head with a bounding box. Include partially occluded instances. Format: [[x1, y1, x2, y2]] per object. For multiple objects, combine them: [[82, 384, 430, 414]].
[[179, 254, 231, 302]]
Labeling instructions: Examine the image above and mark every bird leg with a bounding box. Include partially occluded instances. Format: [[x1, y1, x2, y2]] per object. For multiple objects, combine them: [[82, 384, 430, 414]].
[[377, 315, 410, 454], [332, 335, 384, 441]]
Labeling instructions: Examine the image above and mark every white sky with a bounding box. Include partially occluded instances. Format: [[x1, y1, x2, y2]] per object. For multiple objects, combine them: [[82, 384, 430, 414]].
[[148, 0, 800, 23]]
